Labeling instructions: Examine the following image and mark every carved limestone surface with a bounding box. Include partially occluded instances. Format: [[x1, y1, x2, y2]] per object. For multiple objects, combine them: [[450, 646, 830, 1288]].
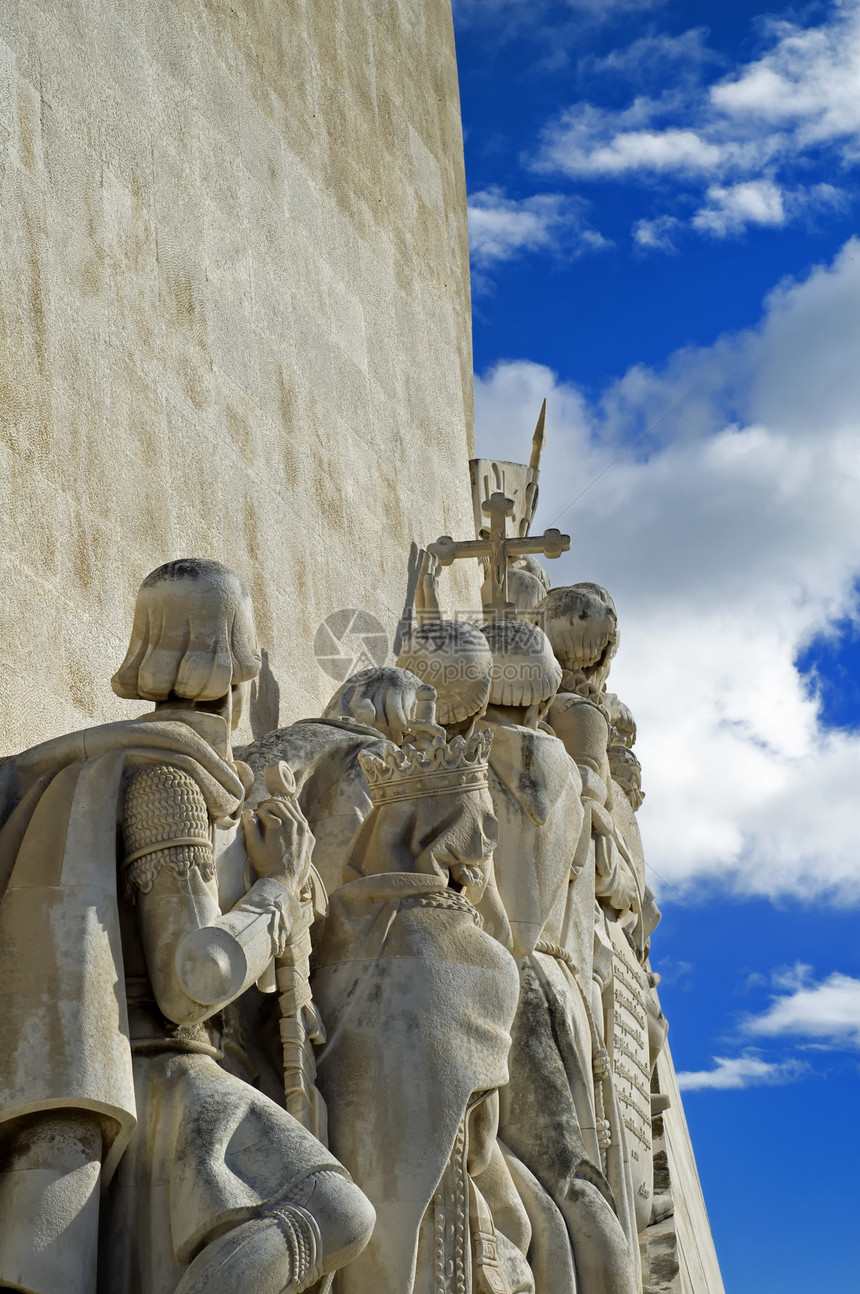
[[540, 579, 679, 1280], [481, 619, 561, 718], [531, 584, 619, 702], [0, 0, 724, 1282], [239, 666, 432, 896], [478, 620, 638, 1294], [607, 920, 656, 1234], [502, 555, 552, 615], [0, 545, 720, 1294]]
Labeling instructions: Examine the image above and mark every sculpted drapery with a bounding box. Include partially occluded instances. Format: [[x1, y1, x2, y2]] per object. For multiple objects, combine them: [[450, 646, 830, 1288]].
[[0, 558, 671, 1294]]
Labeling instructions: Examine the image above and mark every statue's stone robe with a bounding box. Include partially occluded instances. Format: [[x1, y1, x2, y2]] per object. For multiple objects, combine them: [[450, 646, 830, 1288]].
[[313, 869, 520, 1294], [485, 716, 638, 1294], [0, 713, 344, 1294], [0, 715, 244, 1176]]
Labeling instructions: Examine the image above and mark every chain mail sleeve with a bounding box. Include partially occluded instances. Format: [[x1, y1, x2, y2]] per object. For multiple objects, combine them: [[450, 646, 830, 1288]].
[[121, 764, 216, 902], [122, 763, 303, 1025]]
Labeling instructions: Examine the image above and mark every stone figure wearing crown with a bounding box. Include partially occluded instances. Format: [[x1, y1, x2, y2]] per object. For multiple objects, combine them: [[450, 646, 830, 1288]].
[[240, 665, 434, 898], [310, 701, 528, 1294]]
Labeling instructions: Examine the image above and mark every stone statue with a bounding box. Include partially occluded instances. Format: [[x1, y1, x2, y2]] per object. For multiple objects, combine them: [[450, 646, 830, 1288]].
[[310, 719, 526, 1294], [501, 555, 552, 616], [0, 560, 374, 1294], [0, 552, 680, 1293], [539, 584, 664, 1249], [396, 618, 513, 946], [479, 620, 639, 1294]]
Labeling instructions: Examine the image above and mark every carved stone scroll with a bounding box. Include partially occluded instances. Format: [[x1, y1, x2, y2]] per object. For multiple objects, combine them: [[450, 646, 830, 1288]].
[[607, 920, 655, 1233]]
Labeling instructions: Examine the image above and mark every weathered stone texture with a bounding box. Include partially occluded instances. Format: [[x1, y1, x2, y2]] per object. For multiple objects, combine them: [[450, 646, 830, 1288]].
[[655, 1046, 726, 1294], [0, 0, 478, 750]]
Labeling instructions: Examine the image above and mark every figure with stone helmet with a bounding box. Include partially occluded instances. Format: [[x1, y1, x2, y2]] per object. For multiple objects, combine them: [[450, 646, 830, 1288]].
[[396, 614, 513, 944], [536, 583, 662, 1248]]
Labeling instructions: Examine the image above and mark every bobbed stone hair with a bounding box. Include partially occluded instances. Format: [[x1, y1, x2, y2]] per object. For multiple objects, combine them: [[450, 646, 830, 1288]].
[[112, 558, 261, 703], [481, 620, 562, 708], [396, 620, 493, 725], [529, 583, 618, 674]]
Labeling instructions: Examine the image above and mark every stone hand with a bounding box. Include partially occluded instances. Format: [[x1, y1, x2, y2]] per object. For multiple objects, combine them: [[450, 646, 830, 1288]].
[[611, 866, 639, 915], [415, 547, 442, 617], [242, 794, 313, 888]]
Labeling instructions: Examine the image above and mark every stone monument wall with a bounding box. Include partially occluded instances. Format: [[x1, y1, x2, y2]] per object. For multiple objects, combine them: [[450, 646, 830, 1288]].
[[0, 0, 479, 752]]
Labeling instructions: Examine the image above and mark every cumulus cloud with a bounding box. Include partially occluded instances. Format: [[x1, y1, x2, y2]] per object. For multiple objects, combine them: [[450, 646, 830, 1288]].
[[692, 179, 846, 238], [633, 214, 682, 251], [581, 28, 718, 80], [692, 179, 785, 236], [472, 238, 860, 903], [742, 967, 860, 1048], [538, 101, 745, 178], [675, 1054, 807, 1091], [467, 188, 606, 271], [534, 3, 860, 239], [710, 5, 860, 155]]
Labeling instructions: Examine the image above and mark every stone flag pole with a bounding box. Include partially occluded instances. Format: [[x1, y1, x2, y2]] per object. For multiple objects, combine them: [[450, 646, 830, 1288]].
[[0, 4, 724, 1293]]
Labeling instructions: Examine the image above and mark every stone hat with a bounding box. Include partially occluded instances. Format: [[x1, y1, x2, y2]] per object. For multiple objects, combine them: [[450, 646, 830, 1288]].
[[396, 620, 493, 725], [503, 567, 547, 614], [481, 620, 562, 708]]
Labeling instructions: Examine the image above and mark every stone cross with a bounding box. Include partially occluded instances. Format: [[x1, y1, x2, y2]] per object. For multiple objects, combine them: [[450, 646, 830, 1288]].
[[429, 491, 570, 614]]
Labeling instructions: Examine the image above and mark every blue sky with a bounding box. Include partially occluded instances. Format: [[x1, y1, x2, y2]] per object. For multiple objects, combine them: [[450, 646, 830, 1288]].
[[452, 2, 860, 1289]]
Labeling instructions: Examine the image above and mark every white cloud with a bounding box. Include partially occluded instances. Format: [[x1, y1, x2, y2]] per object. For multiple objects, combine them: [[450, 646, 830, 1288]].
[[692, 179, 785, 236], [455, 0, 663, 22], [538, 101, 745, 178], [533, 3, 860, 239], [633, 214, 682, 251], [473, 238, 860, 903], [710, 6, 860, 156], [582, 28, 718, 80], [693, 179, 846, 238], [467, 188, 606, 269], [742, 967, 860, 1048], [676, 1054, 807, 1091]]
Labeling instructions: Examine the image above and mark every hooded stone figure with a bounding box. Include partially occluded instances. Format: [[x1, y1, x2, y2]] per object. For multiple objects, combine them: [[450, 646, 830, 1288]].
[[479, 618, 639, 1294], [0, 559, 374, 1294]]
